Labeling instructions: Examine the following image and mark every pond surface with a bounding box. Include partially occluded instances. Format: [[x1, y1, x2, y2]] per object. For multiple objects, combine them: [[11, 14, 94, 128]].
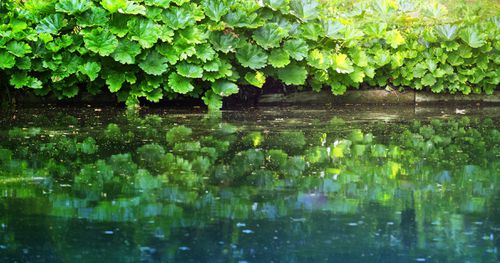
[[0, 106, 499, 263]]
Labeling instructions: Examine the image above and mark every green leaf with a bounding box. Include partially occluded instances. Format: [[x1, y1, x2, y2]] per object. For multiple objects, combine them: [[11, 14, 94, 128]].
[[78, 62, 101, 81], [178, 26, 207, 45], [139, 51, 169, 76], [350, 49, 368, 67], [9, 19, 28, 33], [176, 63, 203, 78], [373, 49, 391, 66], [77, 7, 109, 27], [236, 44, 268, 69], [168, 72, 194, 94], [56, 0, 91, 15], [157, 43, 181, 64], [284, 39, 309, 61], [263, 0, 290, 12], [111, 40, 142, 64], [16, 57, 31, 70], [245, 71, 266, 88], [145, 88, 163, 102], [323, 20, 344, 39], [127, 18, 160, 48], [330, 82, 347, 95], [62, 86, 79, 98], [290, 0, 319, 21], [6, 41, 32, 57], [253, 23, 288, 49], [421, 74, 437, 86], [202, 0, 229, 22], [307, 49, 332, 70], [460, 27, 485, 48], [268, 49, 291, 68], [27, 77, 43, 90], [349, 68, 365, 83], [413, 63, 428, 78], [299, 23, 321, 42], [0, 51, 16, 69], [434, 24, 458, 41], [385, 29, 405, 48], [332, 53, 354, 74], [224, 9, 261, 28], [120, 1, 147, 15], [159, 26, 175, 42], [105, 72, 126, 92], [83, 28, 118, 56], [195, 44, 216, 62], [109, 14, 129, 37], [202, 90, 223, 110], [36, 14, 66, 34], [100, 0, 127, 13], [9, 72, 30, 89], [144, 0, 171, 8], [162, 5, 195, 29], [209, 32, 240, 53], [277, 64, 307, 85], [212, 80, 239, 96]]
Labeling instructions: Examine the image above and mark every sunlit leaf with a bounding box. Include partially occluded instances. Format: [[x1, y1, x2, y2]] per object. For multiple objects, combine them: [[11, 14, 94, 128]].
[[55, 0, 91, 15], [36, 14, 66, 34], [245, 71, 266, 88]]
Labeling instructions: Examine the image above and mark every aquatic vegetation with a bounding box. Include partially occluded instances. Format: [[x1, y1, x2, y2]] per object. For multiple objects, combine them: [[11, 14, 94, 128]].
[[0, 0, 498, 109]]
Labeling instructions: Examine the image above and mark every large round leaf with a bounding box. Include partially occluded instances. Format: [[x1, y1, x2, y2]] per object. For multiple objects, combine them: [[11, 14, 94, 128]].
[[212, 80, 239, 96], [236, 44, 268, 69], [139, 51, 169, 76], [83, 28, 118, 56]]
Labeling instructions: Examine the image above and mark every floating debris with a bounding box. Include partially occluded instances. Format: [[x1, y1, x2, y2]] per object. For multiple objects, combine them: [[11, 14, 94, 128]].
[[242, 229, 254, 234]]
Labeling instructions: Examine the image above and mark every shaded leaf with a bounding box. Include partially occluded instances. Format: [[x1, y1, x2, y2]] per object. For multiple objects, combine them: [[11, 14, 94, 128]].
[[277, 64, 307, 85], [212, 80, 239, 96], [236, 44, 268, 69], [177, 63, 203, 78], [111, 40, 142, 64], [79, 62, 101, 81], [127, 18, 160, 48], [83, 28, 118, 56], [168, 72, 194, 94], [139, 51, 169, 75]]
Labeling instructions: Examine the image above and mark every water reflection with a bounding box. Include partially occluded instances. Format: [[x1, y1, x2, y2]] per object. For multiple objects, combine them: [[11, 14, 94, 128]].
[[0, 108, 498, 262]]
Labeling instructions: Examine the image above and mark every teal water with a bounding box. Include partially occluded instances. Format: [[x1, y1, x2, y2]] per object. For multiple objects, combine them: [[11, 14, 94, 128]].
[[0, 106, 498, 263]]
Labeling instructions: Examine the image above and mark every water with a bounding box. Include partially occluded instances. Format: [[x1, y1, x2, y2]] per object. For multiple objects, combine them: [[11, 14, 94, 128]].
[[0, 106, 499, 263]]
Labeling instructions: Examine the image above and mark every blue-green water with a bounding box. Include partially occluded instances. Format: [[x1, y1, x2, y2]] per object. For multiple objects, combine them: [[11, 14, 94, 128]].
[[0, 106, 499, 262]]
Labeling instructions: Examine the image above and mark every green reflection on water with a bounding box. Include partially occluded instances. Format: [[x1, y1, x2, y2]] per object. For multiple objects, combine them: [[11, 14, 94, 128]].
[[0, 108, 498, 262]]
